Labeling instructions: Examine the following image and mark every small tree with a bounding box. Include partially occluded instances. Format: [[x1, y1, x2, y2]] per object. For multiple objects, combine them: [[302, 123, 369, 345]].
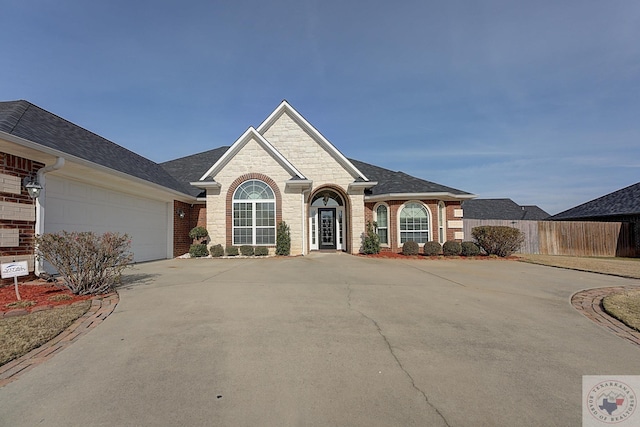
[[362, 221, 381, 254], [472, 226, 524, 257], [276, 221, 291, 256], [189, 226, 209, 244], [36, 231, 133, 295]]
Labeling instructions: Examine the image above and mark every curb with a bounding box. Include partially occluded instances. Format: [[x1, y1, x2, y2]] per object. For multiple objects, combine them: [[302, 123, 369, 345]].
[[0, 292, 119, 388], [571, 286, 640, 348]]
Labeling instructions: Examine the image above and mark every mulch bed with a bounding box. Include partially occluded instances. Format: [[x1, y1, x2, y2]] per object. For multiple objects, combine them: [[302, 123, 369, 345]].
[[359, 253, 518, 260], [0, 281, 92, 314]]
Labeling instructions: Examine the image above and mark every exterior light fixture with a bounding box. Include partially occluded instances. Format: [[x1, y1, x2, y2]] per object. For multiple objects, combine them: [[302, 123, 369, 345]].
[[177, 209, 186, 219], [23, 175, 43, 199]]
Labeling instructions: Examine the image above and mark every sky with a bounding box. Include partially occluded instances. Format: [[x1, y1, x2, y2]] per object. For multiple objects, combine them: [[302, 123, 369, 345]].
[[2, 0, 639, 215]]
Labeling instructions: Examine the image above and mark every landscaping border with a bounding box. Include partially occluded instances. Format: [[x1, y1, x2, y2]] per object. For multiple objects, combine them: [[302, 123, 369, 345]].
[[0, 292, 119, 388]]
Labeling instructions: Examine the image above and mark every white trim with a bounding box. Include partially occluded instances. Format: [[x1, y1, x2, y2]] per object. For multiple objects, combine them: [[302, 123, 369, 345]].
[[373, 202, 390, 247], [256, 101, 370, 181], [231, 179, 276, 246], [190, 181, 221, 190], [198, 127, 305, 181], [438, 201, 446, 244], [366, 192, 477, 202]]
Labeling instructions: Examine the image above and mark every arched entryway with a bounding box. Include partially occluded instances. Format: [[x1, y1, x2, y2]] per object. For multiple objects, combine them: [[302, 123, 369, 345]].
[[309, 188, 349, 251]]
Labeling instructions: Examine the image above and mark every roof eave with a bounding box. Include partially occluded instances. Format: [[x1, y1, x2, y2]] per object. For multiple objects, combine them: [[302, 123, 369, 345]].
[[365, 192, 477, 202]]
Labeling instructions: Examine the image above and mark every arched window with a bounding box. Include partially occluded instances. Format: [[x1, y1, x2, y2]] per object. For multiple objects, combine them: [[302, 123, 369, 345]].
[[233, 180, 276, 245], [399, 202, 430, 244], [374, 204, 389, 245]]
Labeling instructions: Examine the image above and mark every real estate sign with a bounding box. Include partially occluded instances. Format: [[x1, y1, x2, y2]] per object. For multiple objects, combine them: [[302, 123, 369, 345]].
[[1, 261, 29, 279]]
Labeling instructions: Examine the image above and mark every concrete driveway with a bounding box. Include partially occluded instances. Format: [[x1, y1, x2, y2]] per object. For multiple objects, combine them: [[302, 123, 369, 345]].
[[1, 253, 639, 426]]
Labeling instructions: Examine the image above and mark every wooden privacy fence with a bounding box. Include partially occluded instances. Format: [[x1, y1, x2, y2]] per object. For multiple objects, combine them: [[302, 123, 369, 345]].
[[463, 219, 637, 257]]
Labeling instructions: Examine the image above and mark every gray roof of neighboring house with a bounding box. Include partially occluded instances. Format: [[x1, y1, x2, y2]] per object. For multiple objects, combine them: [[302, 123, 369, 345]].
[[0, 100, 192, 195], [160, 147, 230, 197], [462, 199, 550, 220], [348, 159, 473, 197], [549, 182, 640, 220]]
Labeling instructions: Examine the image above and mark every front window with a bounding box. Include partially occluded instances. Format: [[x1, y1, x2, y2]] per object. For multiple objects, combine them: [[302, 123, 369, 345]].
[[399, 202, 430, 243], [233, 180, 276, 245], [375, 204, 388, 244]]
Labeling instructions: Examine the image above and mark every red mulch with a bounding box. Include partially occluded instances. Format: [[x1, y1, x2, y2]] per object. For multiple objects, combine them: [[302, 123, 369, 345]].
[[0, 281, 92, 313], [359, 253, 519, 260]]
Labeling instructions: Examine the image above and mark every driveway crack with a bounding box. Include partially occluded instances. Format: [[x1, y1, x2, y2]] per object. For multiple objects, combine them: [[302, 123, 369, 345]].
[[346, 283, 451, 427]]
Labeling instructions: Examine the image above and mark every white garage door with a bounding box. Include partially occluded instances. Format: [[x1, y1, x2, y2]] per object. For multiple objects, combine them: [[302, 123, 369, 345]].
[[44, 176, 170, 262]]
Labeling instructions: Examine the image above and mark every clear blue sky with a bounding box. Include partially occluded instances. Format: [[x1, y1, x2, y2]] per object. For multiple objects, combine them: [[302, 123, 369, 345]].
[[2, 0, 638, 215]]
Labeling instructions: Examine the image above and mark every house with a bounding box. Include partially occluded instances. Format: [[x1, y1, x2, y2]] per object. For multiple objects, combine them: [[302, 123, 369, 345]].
[[462, 199, 549, 220], [0, 99, 475, 279], [549, 182, 639, 255]]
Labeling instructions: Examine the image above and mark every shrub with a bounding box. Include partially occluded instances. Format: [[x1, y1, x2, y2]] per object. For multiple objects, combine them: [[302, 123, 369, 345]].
[[276, 221, 291, 256], [362, 221, 381, 254], [402, 241, 420, 256], [189, 226, 209, 243], [210, 244, 224, 257], [226, 246, 239, 256], [35, 231, 133, 295], [240, 245, 254, 256], [461, 241, 481, 257], [442, 241, 462, 256], [423, 241, 443, 256], [255, 246, 269, 256], [471, 226, 524, 257], [189, 244, 209, 258]]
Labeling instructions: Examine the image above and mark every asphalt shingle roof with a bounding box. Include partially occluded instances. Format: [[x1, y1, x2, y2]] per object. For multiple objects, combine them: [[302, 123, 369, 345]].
[[462, 199, 549, 220], [0, 100, 192, 196], [348, 159, 473, 196], [160, 147, 229, 197], [549, 182, 640, 220]]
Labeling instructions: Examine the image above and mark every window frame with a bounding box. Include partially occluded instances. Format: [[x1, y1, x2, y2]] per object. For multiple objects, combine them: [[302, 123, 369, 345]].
[[438, 201, 446, 244], [398, 201, 431, 245], [232, 180, 276, 246], [373, 202, 390, 246]]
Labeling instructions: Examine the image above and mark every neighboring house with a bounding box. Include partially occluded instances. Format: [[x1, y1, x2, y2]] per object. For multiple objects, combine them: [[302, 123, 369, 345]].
[[549, 182, 640, 253], [462, 199, 549, 220], [0, 99, 475, 279]]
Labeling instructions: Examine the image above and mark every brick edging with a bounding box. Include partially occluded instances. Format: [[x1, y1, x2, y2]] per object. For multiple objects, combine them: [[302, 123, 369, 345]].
[[0, 292, 119, 388], [571, 286, 640, 348]]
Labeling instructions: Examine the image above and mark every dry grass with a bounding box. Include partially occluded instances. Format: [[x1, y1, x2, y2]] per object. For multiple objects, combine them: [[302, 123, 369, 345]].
[[516, 254, 640, 279], [603, 290, 640, 332], [0, 301, 90, 366]]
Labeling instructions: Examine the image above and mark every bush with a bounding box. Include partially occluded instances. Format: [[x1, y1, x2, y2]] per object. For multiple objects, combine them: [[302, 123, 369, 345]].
[[225, 246, 239, 256], [362, 221, 381, 254], [210, 244, 224, 257], [240, 245, 254, 256], [276, 221, 291, 256], [255, 246, 269, 256], [189, 244, 209, 258], [35, 231, 133, 295], [189, 226, 208, 242], [471, 226, 524, 257], [423, 241, 443, 256], [461, 241, 480, 257], [442, 241, 462, 256], [402, 241, 420, 256]]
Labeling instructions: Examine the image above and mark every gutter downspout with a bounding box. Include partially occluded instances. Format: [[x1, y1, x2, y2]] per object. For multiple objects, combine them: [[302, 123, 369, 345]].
[[34, 157, 65, 276]]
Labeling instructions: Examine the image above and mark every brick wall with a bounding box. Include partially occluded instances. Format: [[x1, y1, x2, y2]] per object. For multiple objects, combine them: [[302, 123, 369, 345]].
[[0, 152, 45, 284], [172, 201, 207, 257], [364, 199, 464, 253]]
